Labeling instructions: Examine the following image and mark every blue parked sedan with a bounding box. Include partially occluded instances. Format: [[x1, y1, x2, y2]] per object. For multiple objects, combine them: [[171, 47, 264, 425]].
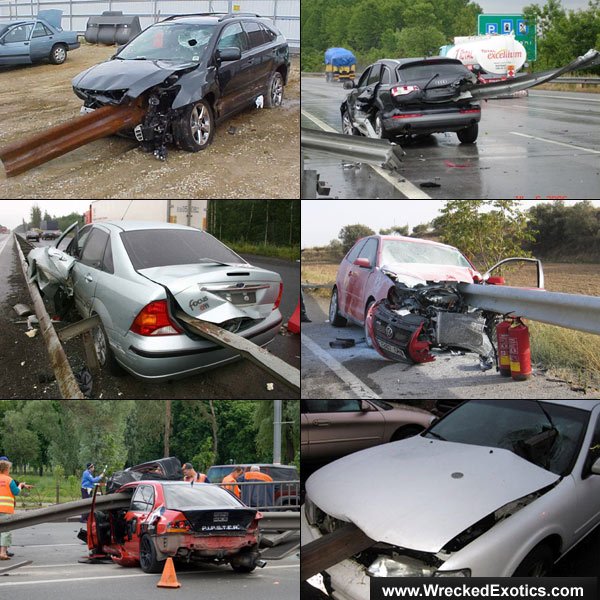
[[0, 9, 79, 66]]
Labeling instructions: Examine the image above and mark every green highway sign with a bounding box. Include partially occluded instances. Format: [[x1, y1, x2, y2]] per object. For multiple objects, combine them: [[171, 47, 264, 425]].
[[478, 14, 537, 62]]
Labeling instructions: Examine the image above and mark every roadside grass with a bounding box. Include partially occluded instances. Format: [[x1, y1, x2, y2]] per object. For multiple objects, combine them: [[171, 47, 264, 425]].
[[227, 241, 299, 262], [535, 82, 600, 94], [301, 252, 600, 390], [12, 474, 82, 507]]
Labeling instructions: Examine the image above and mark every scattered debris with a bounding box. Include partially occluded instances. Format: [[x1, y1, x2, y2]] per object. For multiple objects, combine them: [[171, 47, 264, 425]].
[[75, 369, 93, 397], [420, 181, 441, 188], [266, 382, 274, 391], [20, 361, 26, 367], [329, 338, 356, 349], [13, 304, 32, 317], [26, 315, 39, 329], [445, 159, 471, 168], [227, 126, 237, 135], [25, 329, 38, 338], [255, 95, 264, 109]]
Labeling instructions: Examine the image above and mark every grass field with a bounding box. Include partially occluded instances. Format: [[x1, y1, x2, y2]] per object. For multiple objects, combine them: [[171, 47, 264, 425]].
[[302, 253, 600, 389], [11, 474, 83, 507]]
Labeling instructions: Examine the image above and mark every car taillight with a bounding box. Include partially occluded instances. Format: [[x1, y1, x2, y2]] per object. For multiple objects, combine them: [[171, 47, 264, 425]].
[[273, 283, 283, 311], [392, 113, 423, 119], [130, 300, 182, 336], [459, 108, 481, 113], [166, 519, 191, 533], [391, 85, 420, 96]]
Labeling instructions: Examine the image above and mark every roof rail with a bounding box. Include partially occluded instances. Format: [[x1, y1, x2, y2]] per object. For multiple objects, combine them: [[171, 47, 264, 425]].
[[160, 12, 229, 22], [219, 13, 262, 20]]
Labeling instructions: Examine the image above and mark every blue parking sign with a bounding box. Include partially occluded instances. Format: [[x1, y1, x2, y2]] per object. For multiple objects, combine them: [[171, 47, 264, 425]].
[[501, 19, 513, 34], [517, 19, 528, 35], [486, 23, 498, 34]]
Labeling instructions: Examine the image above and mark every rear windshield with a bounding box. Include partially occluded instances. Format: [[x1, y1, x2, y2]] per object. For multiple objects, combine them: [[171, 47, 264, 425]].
[[163, 484, 243, 510], [398, 62, 466, 81], [381, 240, 472, 268], [121, 229, 245, 269]]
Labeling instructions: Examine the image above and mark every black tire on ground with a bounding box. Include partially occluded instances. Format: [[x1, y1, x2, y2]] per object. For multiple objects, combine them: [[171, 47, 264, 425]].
[[391, 425, 425, 441], [374, 111, 389, 140], [342, 108, 359, 136], [172, 99, 215, 152], [329, 287, 347, 327], [231, 562, 257, 573], [92, 317, 125, 376], [513, 544, 554, 577], [457, 122, 478, 144], [49, 43, 67, 65], [265, 71, 284, 108], [139, 534, 164, 574]]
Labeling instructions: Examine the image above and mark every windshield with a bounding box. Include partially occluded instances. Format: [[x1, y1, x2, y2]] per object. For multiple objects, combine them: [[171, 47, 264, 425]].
[[381, 240, 472, 268], [424, 400, 589, 475], [117, 23, 216, 61], [120, 229, 245, 269], [163, 483, 243, 509]]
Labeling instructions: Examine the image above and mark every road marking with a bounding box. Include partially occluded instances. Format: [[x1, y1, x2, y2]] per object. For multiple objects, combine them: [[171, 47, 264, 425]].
[[529, 92, 600, 103], [301, 109, 432, 199], [510, 131, 600, 154], [0, 234, 11, 256], [0, 565, 298, 586], [302, 332, 381, 400]]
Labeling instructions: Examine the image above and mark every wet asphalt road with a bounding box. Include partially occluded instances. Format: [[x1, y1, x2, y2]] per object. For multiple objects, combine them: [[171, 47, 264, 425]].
[[301, 291, 599, 400], [2, 235, 300, 399], [302, 75, 600, 199]]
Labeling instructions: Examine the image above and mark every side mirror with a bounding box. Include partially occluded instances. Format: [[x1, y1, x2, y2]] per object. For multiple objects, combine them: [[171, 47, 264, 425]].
[[343, 80, 355, 89], [486, 275, 505, 285], [360, 400, 371, 412], [354, 257, 371, 268], [591, 457, 600, 475], [216, 47, 241, 62]]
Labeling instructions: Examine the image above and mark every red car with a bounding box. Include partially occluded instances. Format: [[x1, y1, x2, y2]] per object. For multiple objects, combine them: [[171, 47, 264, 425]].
[[87, 479, 264, 574]]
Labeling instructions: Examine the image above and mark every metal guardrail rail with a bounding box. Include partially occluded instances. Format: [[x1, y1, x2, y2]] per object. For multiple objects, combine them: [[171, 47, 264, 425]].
[[458, 283, 600, 336]]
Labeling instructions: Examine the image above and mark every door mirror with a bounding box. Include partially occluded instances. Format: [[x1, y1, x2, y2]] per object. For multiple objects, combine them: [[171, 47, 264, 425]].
[[486, 275, 505, 285], [217, 47, 241, 62], [343, 80, 355, 89], [354, 257, 371, 268], [360, 400, 371, 412], [591, 457, 600, 475]]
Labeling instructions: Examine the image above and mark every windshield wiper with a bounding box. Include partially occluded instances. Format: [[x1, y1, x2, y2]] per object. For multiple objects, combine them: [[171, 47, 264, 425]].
[[535, 400, 556, 431], [426, 431, 446, 441], [423, 72, 440, 91]]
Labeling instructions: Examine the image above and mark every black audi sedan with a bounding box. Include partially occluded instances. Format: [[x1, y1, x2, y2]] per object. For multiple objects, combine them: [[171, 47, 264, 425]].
[[341, 57, 481, 144], [72, 13, 289, 158]]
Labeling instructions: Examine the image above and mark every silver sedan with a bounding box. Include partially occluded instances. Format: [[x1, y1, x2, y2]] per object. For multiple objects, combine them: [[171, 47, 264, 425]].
[[28, 221, 283, 381]]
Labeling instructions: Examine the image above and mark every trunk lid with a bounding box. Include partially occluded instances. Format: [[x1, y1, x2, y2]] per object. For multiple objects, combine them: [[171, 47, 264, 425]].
[[182, 508, 257, 533]]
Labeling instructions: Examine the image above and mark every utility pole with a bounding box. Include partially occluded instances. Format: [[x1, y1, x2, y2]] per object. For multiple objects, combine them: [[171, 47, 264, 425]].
[[273, 400, 282, 465]]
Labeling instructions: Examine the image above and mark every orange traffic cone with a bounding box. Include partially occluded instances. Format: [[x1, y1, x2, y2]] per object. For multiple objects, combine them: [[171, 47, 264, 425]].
[[287, 300, 301, 334], [157, 557, 181, 589]]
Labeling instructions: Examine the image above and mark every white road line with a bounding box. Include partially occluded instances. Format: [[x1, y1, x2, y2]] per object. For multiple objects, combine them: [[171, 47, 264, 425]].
[[0, 564, 297, 586], [301, 108, 432, 199], [529, 92, 600, 103], [509, 131, 600, 154], [0, 234, 11, 256], [16, 543, 81, 548], [302, 332, 381, 400]]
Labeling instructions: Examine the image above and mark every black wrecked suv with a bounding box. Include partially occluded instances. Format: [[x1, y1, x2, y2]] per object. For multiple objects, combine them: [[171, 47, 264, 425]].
[[341, 57, 481, 144], [72, 13, 289, 159]]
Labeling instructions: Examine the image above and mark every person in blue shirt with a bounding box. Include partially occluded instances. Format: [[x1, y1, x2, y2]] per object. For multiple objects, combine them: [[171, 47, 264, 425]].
[[80, 462, 104, 523]]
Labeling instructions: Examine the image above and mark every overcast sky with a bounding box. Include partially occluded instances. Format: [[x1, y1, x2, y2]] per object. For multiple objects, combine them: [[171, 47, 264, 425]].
[[301, 200, 600, 248], [0, 200, 92, 230]]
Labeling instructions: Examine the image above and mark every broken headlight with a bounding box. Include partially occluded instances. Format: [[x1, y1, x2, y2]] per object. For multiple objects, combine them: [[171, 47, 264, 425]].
[[304, 496, 325, 527], [367, 555, 436, 577]]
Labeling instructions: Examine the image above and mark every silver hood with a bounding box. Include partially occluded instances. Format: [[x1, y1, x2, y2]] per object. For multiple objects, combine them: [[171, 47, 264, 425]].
[[306, 435, 560, 553]]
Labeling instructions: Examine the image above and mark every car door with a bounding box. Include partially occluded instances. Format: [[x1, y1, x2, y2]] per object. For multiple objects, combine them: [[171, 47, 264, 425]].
[[72, 226, 109, 318], [356, 63, 382, 110], [347, 66, 371, 117], [0, 22, 33, 64], [29, 21, 54, 61], [123, 485, 156, 557], [346, 237, 378, 320], [339, 238, 366, 317], [302, 400, 385, 461], [241, 21, 272, 95], [214, 21, 251, 116]]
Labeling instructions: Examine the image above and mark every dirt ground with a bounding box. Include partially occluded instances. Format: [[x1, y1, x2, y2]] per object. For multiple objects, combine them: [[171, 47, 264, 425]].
[[0, 44, 299, 199]]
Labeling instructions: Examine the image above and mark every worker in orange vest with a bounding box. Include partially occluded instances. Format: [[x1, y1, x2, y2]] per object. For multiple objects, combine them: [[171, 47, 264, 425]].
[[182, 462, 210, 483], [222, 466, 242, 498], [237, 465, 274, 507], [0, 457, 32, 560]]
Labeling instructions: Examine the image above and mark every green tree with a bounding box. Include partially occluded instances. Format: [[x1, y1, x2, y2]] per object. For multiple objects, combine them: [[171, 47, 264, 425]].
[[396, 25, 446, 57], [412, 222, 431, 236], [347, 0, 383, 53], [379, 225, 409, 236], [3, 410, 40, 473], [30, 204, 42, 229], [253, 401, 299, 464], [438, 200, 536, 271], [338, 224, 376, 253]]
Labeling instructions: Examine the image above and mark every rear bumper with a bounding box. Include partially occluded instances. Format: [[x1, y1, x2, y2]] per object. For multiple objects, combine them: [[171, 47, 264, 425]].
[[383, 105, 481, 136], [69, 41, 81, 51]]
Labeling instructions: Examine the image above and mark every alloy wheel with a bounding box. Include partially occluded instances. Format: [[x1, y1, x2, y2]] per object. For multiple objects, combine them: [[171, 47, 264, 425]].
[[190, 104, 211, 145]]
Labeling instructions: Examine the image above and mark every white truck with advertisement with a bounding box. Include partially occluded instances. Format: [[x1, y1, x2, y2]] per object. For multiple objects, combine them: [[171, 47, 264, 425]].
[[440, 34, 528, 95], [87, 200, 208, 229]]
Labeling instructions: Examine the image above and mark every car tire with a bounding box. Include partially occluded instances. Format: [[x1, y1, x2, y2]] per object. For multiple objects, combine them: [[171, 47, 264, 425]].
[[49, 43, 67, 65], [374, 112, 388, 139], [391, 425, 425, 441], [139, 534, 164, 574], [172, 99, 214, 152], [364, 300, 375, 347], [513, 544, 554, 577], [329, 287, 347, 327], [457, 122, 478, 144], [342, 108, 359, 136], [265, 71, 284, 108], [92, 318, 125, 376], [231, 561, 257, 573]]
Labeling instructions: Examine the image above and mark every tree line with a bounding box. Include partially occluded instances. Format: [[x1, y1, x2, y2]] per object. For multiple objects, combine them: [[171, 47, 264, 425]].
[[301, 0, 600, 74], [0, 400, 299, 477]]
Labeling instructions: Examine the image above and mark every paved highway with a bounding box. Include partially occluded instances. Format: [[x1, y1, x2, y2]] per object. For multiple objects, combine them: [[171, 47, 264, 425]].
[[302, 75, 600, 199], [0, 523, 298, 600], [301, 291, 600, 400]]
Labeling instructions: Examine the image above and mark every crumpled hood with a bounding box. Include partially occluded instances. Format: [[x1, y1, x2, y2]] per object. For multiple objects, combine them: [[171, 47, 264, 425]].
[[72, 59, 197, 96], [382, 262, 478, 287], [306, 435, 560, 553], [139, 263, 282, 323]]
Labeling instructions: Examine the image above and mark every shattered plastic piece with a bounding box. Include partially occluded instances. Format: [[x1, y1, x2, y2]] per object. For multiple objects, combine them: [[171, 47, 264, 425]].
[[420, 182, 441, 188], [75, 369, 93, 398], [445, 159, 471, 168], [26, 315, 39, 329], [25, 329, 38, 338], [255, 95, 264, 109], [20, 361, 25, 367], [266, 383, 274, 391], [13, 304, 32, 317], [227, 126, 237, 135], [329, 338, 356, 349]]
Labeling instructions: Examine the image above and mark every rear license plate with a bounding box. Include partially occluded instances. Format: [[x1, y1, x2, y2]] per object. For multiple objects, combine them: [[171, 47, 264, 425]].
[[230, 291, 256, 305]]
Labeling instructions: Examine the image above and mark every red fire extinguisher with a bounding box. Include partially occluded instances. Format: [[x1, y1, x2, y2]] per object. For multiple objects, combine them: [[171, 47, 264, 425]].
[[496, 318, 512, 377], [508, 318, 532, 381]]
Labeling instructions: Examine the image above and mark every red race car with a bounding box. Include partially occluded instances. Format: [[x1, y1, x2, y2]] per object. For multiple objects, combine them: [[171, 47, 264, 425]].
[[85, 459, 264, 574]]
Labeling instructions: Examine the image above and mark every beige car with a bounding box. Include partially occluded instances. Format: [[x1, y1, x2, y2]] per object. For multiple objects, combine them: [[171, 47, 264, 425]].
[[301, 399, 434, 461]]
